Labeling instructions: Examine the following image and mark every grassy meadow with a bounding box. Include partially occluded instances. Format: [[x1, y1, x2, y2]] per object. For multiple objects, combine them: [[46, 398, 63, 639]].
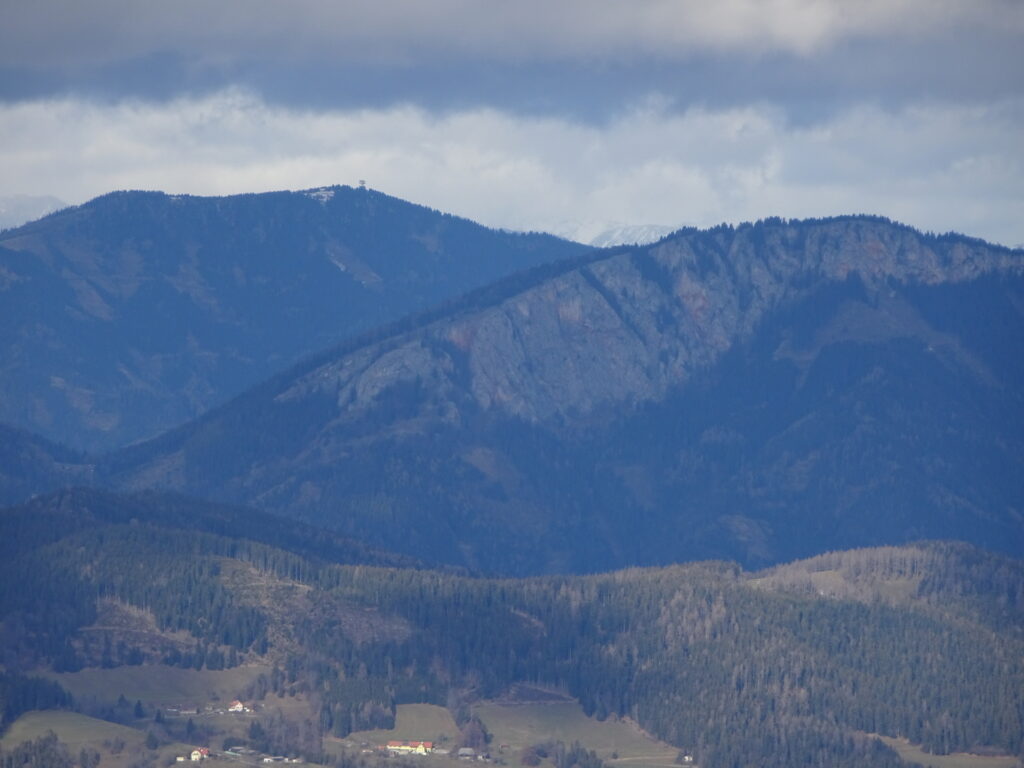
[[874, 736, 1022, 768], [0, 710, 193, 768], [472, 701, 679, 768], [45, 664, 270, 708]]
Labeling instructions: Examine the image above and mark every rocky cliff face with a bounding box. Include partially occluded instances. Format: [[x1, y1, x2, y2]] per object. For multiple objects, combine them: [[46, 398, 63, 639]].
[[0, 186, 586, 451], [103, 217, 1024, 574], [287, 217, 1014, 425]]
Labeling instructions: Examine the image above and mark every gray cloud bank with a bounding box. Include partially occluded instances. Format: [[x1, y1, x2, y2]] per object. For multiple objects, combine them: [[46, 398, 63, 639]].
[[2, 92, 1020, 245], [6, 0, 1021, 63], [1, 1, 1021, 245], [2, 0, 1022, 120]]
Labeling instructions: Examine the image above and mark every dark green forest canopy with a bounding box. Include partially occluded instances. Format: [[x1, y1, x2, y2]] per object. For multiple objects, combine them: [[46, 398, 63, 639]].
[[2, 490, 1022, 768]]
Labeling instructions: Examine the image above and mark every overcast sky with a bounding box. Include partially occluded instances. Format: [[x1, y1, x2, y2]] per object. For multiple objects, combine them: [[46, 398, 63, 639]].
[[2, 0, 1022, 244]]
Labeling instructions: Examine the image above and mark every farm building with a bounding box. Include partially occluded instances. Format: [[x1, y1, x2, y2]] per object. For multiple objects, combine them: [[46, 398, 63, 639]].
[[386, 741, 434, 755]]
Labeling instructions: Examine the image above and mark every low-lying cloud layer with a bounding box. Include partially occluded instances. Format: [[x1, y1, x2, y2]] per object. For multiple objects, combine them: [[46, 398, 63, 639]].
[[1, 1, 1021, 243], [2, 91, 1020, 245]]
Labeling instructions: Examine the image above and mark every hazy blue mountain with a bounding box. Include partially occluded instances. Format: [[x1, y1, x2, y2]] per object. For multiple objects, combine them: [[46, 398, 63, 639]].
[[0, 486, 421, 572], [0, 186, 587, 450], [0, 423, 90, 506], [100, 216, 1024, 574]]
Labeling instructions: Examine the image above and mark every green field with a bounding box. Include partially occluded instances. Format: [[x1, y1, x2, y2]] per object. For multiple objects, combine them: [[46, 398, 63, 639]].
[[0, 710, 254, 768], [347, 703, 462, 745], [875, 736, 1022, 768], [327, 704, 461, 763], [0, 710, 193, 768], [46, 663, 270, 707], [473, 702, 679, 768], [0, 710, 201, 768], [341, 699, 679, 768], [0, 710, 144, 751]]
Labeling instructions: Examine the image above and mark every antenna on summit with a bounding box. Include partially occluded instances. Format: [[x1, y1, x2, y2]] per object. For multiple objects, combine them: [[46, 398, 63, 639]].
[[358, 180, 366, 189]]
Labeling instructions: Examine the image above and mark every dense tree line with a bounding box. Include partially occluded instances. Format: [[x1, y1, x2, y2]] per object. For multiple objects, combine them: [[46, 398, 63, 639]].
[[3, 494, 1022, 767], [0, 524, 267, 671], [0, 673, 72, 731], [0, 733, 73, 768], [277, 553, 1023, 766]]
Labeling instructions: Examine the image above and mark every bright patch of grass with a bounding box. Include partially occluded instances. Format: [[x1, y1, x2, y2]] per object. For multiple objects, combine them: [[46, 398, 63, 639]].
[[45, 664, 270, 707], [348, 703, 461, 745], [0, 710, 143, 750], [875, 736, 1022, 768], [473, 702, 679, 767]]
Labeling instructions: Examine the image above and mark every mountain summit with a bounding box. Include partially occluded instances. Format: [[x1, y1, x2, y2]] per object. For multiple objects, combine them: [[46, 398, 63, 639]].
[[102, 216, 1024, 573], [0, 186, 587, 450]]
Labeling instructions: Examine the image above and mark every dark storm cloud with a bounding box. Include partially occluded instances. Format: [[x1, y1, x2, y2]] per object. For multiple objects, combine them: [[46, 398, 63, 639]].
[[1, 0, 1021, 246], [2, 0, 1022, 122]]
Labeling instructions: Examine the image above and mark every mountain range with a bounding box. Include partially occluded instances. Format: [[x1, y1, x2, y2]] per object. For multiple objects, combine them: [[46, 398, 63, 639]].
[[0, 186, 585, 450], [94, 215, 1024, 574], [2, 188, 1023, 766]]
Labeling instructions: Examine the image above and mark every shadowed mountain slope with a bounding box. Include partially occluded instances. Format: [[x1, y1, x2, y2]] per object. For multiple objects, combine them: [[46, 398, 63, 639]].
[[0, 187, 587, 451], [99, 216, 1024, 574], [0, 423, 91, 506], [0, 486, 421, 573]]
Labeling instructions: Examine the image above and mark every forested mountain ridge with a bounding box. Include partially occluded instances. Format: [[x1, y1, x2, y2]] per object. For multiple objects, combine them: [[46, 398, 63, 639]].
[[0, 187, 587, 451], [2, 487, 1022, 767], [0, 487, 422, 574], [0, 423, 90, 506], [100, 216, 1024, 573]]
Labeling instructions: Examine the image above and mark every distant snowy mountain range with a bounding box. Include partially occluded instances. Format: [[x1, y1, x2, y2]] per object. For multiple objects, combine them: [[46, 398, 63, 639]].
[[586, 223, 678, 247], [544, 219, 679, 247]]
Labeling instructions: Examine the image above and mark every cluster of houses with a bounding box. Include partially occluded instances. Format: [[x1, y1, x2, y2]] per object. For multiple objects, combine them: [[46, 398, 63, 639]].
[[176, 747, 303, 764], [176, 748, 210, 762], [386, 742, 435, 756], [167, 700, 253, 718], [377, 742, 484, 761]]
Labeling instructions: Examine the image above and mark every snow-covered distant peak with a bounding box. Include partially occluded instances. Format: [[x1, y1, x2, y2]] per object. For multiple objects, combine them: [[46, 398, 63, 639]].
[[545, 219, 679, 247], [303, 187, 335, 204], [588, 223, 677, 248]]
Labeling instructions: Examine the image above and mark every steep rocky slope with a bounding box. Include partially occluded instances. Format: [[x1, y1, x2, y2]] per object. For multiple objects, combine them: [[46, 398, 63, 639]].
[[0, 186, 587, 450], [100, 216, 1024, 573]]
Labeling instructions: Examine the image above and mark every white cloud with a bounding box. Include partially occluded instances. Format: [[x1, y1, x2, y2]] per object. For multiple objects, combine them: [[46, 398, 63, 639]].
[[0, 91, 1021, 246]]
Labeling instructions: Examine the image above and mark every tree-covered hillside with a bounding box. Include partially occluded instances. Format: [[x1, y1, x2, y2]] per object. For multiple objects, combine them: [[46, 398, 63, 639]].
[[101, 216, 1024, 573], [0, 187, 587, 452], [0, 424, 88, 507], [2, 490, 1021, 767]]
